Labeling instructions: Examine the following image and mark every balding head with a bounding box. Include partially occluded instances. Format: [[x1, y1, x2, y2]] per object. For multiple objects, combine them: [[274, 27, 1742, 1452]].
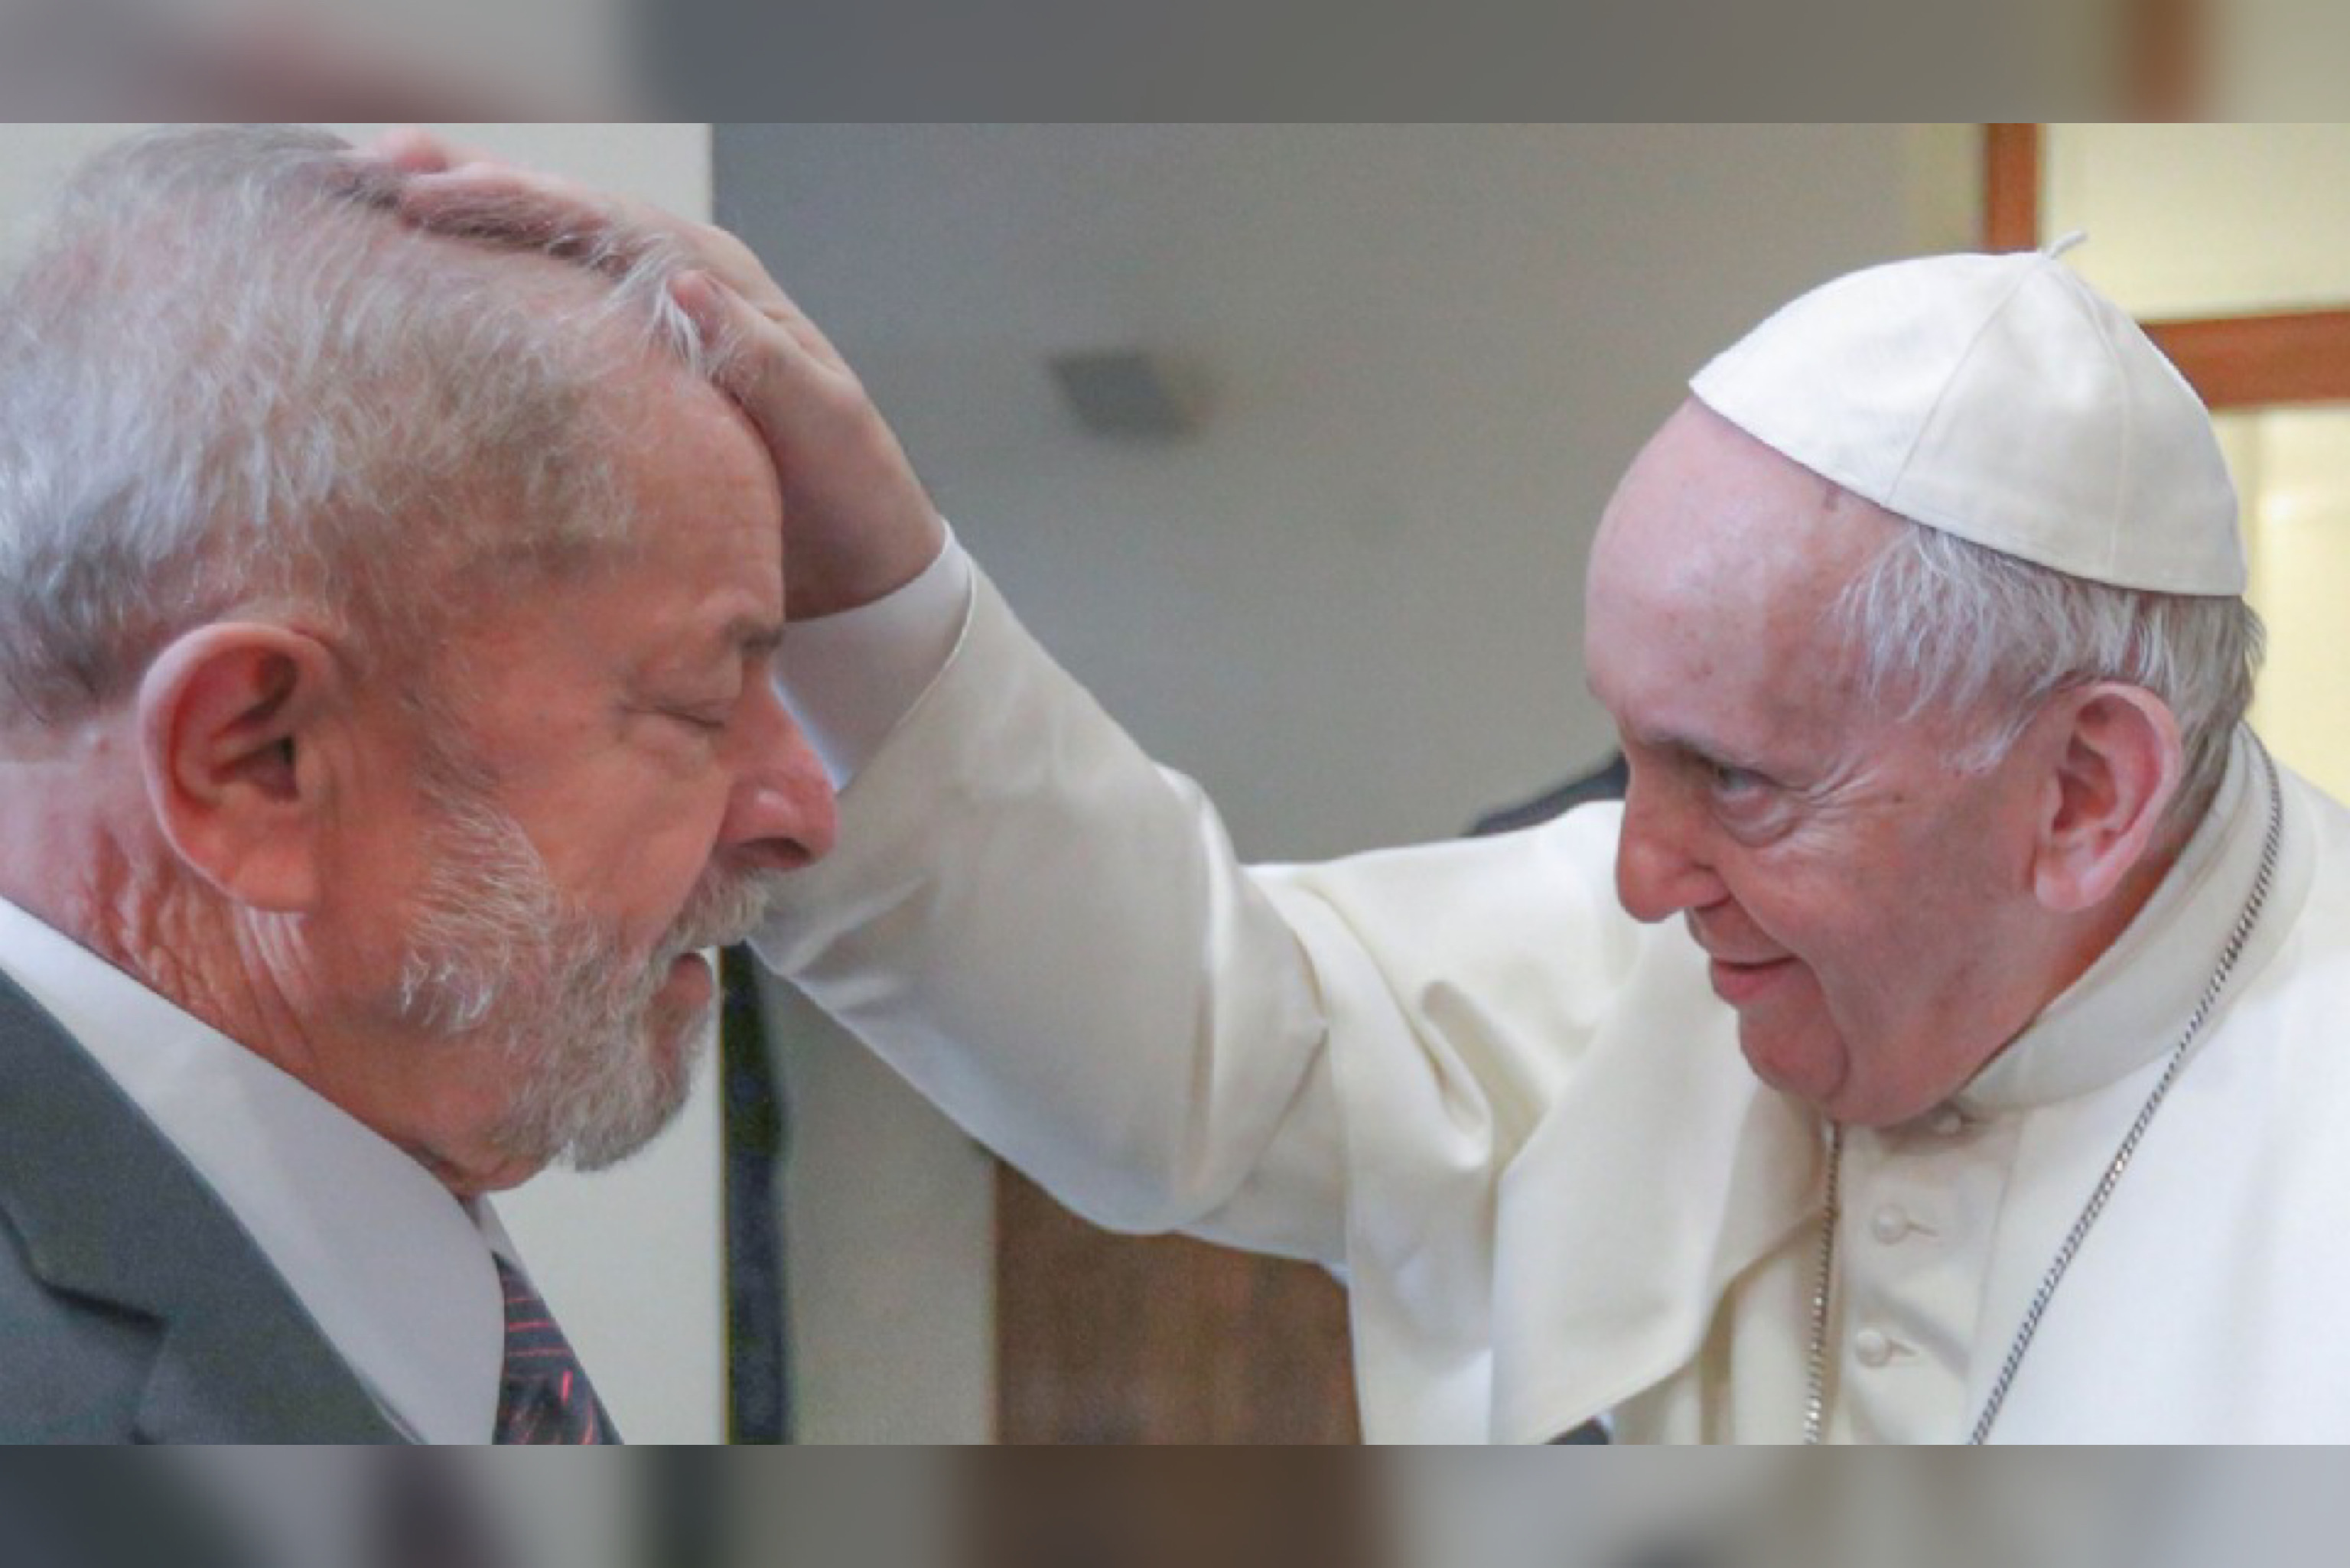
[[0, 127, 832, 1190], [0, 124, 734, 734], [1586, 400, 2226, 1124]]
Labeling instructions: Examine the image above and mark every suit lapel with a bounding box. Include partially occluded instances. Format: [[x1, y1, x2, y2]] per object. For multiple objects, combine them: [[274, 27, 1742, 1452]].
[[0, 969, 405, 1443]]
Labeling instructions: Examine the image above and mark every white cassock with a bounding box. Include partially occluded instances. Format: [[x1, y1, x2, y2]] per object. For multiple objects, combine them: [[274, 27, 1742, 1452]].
[[758, 564, 2350, 1443]]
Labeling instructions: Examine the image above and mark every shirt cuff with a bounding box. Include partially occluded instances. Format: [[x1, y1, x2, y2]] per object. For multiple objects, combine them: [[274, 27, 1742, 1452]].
[[777, 526, 975, 788]]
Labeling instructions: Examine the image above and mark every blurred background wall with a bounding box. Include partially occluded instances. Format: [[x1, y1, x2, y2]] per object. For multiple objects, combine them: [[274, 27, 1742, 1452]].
[[25, 1447, 2325, 1568]]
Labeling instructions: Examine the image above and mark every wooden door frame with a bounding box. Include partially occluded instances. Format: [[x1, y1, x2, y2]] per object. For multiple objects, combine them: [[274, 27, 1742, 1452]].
[[1987, 123, 2350, 408]]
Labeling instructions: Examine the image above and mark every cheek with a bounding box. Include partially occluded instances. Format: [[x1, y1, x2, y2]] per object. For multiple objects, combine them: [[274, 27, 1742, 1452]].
[[317, 795, 452, 948], [1732, 858, 1915, 1015], [1789, 843, 2005, 1030], [1718, 847, 1870, 962], [519, 769, 733, 926]]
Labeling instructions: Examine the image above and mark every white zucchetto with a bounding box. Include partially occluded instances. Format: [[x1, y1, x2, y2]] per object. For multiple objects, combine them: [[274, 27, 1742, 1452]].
[[1689, 242, 2245, 597]]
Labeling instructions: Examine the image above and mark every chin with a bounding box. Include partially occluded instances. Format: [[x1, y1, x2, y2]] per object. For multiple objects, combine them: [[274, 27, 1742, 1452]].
[[1749, 1044, 1944, 1128], [559, 1077, 694, 1173], [571, 1017, 711, 1171], [485, 1007, 713, 1176], [1736, 1019, 1851, 1115]]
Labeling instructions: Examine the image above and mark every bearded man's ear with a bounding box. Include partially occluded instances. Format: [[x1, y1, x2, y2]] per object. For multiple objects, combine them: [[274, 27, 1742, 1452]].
[[137, 623, 348, 912]]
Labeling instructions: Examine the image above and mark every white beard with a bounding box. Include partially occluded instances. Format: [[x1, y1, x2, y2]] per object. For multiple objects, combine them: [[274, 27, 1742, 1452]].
[[392, 780, 783, 1172]]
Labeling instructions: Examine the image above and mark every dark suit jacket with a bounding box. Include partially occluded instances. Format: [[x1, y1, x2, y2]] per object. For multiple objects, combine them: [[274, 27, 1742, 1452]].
[[0, 968, 405, 1442]]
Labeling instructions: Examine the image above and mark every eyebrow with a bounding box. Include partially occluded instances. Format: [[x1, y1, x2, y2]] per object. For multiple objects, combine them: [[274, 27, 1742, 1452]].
[[1626, 724, 1769, 776]]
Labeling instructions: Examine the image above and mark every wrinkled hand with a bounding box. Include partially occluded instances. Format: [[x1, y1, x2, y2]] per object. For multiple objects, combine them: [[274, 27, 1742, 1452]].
[[366, 128, 946, 620]]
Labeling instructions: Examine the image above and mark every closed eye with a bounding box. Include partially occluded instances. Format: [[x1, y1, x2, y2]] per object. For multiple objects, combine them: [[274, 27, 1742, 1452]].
[[1706, 759, 1769, 798], [628, 696, 731, 736]]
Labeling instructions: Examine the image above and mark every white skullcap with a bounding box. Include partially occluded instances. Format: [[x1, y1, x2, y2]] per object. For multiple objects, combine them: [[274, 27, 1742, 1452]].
[[1688, 242, 2245, 596]]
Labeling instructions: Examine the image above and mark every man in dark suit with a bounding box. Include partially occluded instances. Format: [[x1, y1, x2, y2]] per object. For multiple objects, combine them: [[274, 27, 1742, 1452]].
[[0, 125, 838, 1440], [0, 968, 404, 1442]]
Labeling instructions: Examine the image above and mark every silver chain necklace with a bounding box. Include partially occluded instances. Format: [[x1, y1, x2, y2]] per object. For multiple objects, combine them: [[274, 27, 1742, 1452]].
[[1802, 744, 2284, 1445]]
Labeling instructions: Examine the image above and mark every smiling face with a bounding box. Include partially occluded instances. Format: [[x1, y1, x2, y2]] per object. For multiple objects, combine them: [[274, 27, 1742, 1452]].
[[312, 359, 837, 1188], [1584, 402, 2074, 1126]]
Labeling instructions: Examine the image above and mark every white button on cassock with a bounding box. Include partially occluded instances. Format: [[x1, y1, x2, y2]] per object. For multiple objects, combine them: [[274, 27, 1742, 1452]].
[[1871, 1205, 1912, 1244], [1854, 1329, 1894, 1368]]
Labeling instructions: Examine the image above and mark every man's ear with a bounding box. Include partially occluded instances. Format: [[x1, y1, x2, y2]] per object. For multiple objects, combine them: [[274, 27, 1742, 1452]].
[[2029, 682, 2186, 914], [136, 623, 347, 912]]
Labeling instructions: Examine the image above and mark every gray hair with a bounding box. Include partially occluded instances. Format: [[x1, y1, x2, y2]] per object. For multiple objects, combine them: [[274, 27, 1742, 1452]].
[[0, 124, 733, 727], [1834, 519, 2264, 834]]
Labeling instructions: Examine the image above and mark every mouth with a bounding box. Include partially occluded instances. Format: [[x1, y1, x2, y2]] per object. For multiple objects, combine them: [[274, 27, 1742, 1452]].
[[659, 949, 717, 1010], [1706, 953, 1798, 1005]]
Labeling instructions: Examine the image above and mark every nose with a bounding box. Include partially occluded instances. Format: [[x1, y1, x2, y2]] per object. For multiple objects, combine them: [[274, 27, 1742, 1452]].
[[1613, 769, 1727, 924], [721, 684, 839, 873]]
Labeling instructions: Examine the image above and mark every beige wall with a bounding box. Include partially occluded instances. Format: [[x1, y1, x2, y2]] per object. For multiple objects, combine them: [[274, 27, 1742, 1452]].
[[2049, 123, 2350, 317]]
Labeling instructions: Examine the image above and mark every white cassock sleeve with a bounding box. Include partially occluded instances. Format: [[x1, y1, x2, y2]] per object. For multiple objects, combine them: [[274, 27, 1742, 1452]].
[[756, 551, 1740, 1440], [774, 529, 976, 789], [763, 549, 1351, 1260]]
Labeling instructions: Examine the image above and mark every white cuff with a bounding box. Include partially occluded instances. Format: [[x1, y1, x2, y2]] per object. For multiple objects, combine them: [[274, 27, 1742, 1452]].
[[777, 527, 975, 787]]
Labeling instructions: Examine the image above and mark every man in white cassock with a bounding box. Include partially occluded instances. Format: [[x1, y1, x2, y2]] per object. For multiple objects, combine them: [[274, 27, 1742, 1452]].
[[406, 152, 2350, 1443]]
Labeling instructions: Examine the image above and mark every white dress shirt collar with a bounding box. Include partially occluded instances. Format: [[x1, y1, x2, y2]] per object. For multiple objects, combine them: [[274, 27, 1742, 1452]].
[[0, 893, 506, 1443]]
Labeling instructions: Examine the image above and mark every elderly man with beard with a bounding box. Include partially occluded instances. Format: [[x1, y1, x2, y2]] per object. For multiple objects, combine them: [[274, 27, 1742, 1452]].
[[0, 125, 837, 1443]]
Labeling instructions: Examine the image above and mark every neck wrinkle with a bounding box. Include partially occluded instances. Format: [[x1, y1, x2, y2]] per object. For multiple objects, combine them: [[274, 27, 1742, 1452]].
[[5, 805, 330, 1104]]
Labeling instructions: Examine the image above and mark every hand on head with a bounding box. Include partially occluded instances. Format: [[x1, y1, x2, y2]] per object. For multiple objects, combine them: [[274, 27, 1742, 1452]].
[[363, 128, 947, 620]]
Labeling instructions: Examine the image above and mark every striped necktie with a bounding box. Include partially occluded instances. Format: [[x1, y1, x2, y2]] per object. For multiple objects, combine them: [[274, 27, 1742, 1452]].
[[493, 1255, 620, 1444]]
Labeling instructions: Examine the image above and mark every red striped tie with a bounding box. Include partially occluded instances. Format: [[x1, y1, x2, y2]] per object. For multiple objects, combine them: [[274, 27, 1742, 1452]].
[[493, 1255, 620, 1445]]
